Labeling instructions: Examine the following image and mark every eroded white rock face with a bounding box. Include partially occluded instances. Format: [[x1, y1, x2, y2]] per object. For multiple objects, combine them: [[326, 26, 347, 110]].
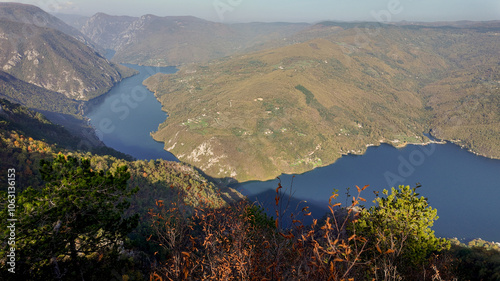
[[185, 139, 215, 163], [3, 52, 22, 70], [24, 49, 40, 61], [179, 137, 237, 178]]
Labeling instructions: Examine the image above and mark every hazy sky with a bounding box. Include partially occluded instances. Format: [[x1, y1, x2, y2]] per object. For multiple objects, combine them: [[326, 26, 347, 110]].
[[2, 0, 499, 23]]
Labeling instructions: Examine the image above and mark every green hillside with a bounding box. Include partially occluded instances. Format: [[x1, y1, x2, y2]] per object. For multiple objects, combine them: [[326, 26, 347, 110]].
[[0, 98, 243, 279], [145, 24, 500, 181]]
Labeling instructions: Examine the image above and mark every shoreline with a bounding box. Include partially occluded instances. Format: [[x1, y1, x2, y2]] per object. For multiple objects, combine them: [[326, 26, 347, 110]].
[[449, 140, 500, 160]]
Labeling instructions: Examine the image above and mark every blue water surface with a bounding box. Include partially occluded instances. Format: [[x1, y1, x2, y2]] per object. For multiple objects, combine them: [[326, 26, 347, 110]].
[[86, 64, 178, 161]]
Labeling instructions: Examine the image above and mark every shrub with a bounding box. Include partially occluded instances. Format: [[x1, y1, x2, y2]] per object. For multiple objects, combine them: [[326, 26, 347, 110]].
[[356, 185, 450, 279]]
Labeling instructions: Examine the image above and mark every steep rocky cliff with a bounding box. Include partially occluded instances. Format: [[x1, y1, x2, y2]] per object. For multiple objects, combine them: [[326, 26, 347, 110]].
[[0, 18, 133, 100]]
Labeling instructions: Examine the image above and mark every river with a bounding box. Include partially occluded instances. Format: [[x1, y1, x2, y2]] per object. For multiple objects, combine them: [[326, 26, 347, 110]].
[[86, 63, 178, 161], [86, 63, 500, 242]]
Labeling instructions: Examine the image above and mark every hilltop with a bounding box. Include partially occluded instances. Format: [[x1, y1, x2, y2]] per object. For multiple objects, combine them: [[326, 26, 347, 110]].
[[0, 2, 101, 53], [145, 23, 500, 181], [0, 18, 135, 101]]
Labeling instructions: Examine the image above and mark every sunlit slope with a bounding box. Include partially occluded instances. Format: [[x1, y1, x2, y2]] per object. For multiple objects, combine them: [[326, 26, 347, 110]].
[[145, 25, 500, 181], [424, 67, 500, 157], [0, 19, 134, 101], [0, 2, 102, 53]]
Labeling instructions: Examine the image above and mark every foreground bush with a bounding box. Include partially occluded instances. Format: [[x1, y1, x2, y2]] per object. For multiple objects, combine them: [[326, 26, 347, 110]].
[[149, 184, 455, 280], [356, 185, 450, 279]]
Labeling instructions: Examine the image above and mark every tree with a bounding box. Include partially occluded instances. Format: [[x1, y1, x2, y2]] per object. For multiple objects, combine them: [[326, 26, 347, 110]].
[[1, 154, 139, 280], [356, 185, 450, 279]]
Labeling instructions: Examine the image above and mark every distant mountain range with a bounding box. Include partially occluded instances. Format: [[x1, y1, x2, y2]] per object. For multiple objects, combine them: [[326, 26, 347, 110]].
[[74, 12, 500, 69], [80, 13, 309, 66]]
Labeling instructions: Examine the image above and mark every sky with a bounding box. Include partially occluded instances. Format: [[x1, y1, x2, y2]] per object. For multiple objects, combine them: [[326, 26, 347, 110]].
[[1, 0, 500, 23]]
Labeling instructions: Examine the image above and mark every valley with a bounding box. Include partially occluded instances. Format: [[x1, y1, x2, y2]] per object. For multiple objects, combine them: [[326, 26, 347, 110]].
[[0, 2, 500, 279]]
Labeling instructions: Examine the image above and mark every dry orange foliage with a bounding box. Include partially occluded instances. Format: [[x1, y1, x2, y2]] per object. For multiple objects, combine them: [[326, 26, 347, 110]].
[[148, 184, 375, 280]]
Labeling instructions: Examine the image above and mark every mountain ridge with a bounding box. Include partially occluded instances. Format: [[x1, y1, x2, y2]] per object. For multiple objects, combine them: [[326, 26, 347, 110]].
[[0, 2, 103, 53], [80, 13, 310, 66], [0, 18, 134, 100]]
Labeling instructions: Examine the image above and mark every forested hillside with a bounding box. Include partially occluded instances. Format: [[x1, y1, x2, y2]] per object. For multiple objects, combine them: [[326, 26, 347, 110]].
[[0, 3, 138, 110], [0, 97, 241, 206], [0, 70, 81, 115], [0, 98, 244, 278], [0, 18, 135, 100], [145, 23, 500, 181]]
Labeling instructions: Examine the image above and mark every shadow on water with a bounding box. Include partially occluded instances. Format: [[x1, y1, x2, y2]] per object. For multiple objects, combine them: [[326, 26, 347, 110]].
[[235, 143, 500, 241], [233, 176, 372, 227], [244, 188, 330, 227]]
